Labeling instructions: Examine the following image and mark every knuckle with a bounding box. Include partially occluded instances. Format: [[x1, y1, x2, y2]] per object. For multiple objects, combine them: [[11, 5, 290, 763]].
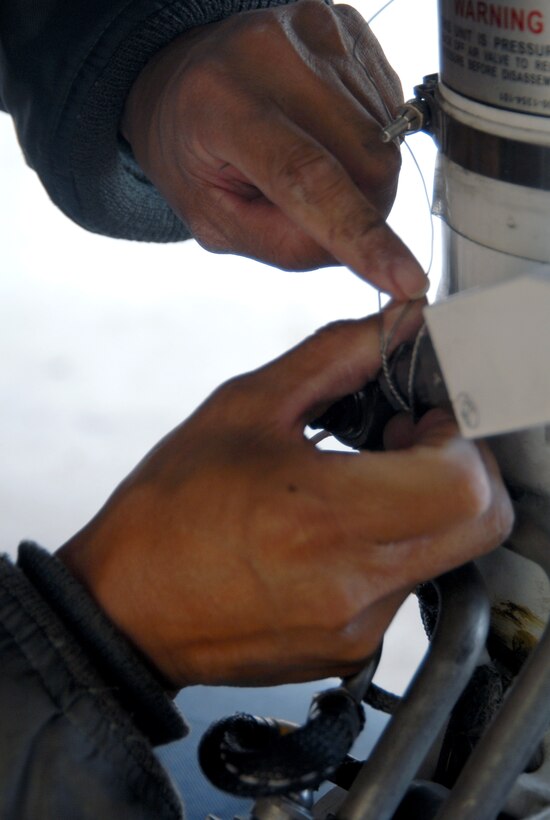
[[186, 202, 237, 257], [311, 318, 360, 346], [215, 373, 252, 402], [297, 318, 362, 369], [338, 641, 373, 667], [273, 249, 331, 272], [484, 489, 515, 545], [335, 621, 375, 665], [191, 221, 229, 254], [267, 234, 334, 272], [274, 143, 344, 206], [444, 446, 492, 520], [335, 2, 362, 18], [306, 560, 373, 635], [211, 373, 255, 417], [317, 584, 363, 633], [211, 371, 270, 427], [296, 0, 340, 33], [178, 54, 252, 125], [367, 142, 401, 188], [221, 7, 289, 61], [245, 9, 285, 45], [333, 204, 384, 246], [296, 0, 331, 15], [290, 0, 334, 25], [335, 3, 370, 24], [177, 58, 230, 108], [500, 493, 515, 539]]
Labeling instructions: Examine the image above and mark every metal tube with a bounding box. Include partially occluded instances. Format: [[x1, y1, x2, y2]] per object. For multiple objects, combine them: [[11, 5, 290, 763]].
[[435, 498, 550, 820], [335, 563, 490, 820]]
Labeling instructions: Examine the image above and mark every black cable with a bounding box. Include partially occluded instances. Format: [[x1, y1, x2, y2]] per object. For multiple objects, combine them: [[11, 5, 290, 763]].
[[363, 682, 401, 714], [198, 687, 365, 797]]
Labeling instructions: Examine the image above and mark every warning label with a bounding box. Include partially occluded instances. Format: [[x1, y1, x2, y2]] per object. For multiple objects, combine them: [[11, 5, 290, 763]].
[[440, 0, 550, 114]]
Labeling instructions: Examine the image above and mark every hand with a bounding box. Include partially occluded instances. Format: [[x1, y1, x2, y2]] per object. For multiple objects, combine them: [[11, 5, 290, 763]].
[[57, 303, 512, 688], [121, 0, 427, 300]]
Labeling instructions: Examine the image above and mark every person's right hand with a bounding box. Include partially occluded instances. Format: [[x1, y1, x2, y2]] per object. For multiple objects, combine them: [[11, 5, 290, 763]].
[[122, 0, 428, 299], [57, 303, 513, 688]]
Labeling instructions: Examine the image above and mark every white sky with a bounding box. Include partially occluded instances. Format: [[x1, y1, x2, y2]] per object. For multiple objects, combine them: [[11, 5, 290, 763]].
[[0, 0, 440, 690]]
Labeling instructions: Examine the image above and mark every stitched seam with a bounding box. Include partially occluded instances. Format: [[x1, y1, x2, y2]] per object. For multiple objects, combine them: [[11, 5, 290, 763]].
[[50, 0, 295, 200], [47, 0, 161, 155], [48, 0, 190, 200], [0, 569, 180, 815]]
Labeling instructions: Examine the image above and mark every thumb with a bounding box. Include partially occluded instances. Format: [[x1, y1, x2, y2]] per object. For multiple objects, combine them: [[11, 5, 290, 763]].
[[384, 408, 458, 451], [255, 300, 426, 428]]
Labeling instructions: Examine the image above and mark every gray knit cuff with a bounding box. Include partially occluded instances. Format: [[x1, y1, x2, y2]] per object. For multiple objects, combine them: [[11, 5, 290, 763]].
[[46, 0, 303, 241]]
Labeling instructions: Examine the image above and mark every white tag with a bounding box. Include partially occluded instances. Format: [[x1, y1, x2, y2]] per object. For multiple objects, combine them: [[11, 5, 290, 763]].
[[424, 273, 550, 439]]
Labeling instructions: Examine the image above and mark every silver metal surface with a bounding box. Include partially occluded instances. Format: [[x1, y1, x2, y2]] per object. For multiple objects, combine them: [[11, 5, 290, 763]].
[[251, 793, 314, 820], [435, 498, 550, 820], [381, 102, 425, 143], [342, 650, 381, 704], [335, 564, 490, 820], [437, 111, 550, 190]]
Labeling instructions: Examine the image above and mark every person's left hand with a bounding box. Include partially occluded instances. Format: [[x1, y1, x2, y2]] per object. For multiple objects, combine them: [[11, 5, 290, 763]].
[[57, 304, 513, 688], [121, 0, 427, 299]]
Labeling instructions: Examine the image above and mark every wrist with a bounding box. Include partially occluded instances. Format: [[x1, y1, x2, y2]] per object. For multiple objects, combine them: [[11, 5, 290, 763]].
[[120, 28, 195, 157]]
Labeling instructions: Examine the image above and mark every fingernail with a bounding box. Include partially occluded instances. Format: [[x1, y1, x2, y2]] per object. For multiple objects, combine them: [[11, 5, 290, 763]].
[[393, 267, 430, 300], [408, 278, 430, 299]]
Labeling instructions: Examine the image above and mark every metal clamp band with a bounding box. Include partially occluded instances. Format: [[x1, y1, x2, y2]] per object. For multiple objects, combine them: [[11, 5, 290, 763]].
[[439, 113, 550, 190]]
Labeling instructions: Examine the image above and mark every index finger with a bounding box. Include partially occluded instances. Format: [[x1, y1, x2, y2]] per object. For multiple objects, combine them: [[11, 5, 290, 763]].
[[223, 110, 427, 299]]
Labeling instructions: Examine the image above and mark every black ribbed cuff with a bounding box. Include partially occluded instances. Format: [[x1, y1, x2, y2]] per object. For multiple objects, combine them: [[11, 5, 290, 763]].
[[17, 542, 188, 746]]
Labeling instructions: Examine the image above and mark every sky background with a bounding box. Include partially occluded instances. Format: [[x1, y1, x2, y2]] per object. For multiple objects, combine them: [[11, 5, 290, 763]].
[[0, 0, 440, 695]]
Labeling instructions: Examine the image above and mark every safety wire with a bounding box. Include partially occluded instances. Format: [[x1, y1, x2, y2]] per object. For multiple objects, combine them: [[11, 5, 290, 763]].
[[310, 1, 434, 451], [367, 0, 397, 25], [306, 0, 437, 782], [361, 0, 434, 715], [364, 0, 434, 421]]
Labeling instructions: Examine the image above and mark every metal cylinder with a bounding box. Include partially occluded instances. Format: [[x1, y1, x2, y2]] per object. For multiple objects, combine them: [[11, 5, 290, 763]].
[[432, 0, 550, 657], [421, 6, 550, 818], [438, 0, 550, 116]]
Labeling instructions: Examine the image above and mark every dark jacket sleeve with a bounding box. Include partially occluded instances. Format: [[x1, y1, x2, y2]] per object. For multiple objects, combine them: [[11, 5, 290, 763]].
[[0, 544, 187, 819], [0, 0, 294, 242]]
